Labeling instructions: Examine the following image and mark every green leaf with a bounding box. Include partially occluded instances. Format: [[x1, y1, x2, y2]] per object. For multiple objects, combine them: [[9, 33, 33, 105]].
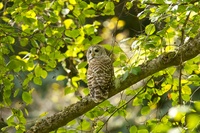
[[20, 38, 29, 47], [77, 62, 87, 69], [122, 71, 129, 81], [129, 126, 137, 133], [141, 106, 150, 115], [0, 2, 3, 10], [2, 36, 15, 44], [138, 129, 148, 133], [56, 75, 66, 81], [186, 113, 200, 130], [91, 36, 103, 44], [130, 67, 141, 75], [34, 64, 42, 77], [182, 85, 191, 95], [132, 97, 143, 106], [147, 79, 155, 87], [22, 92, 33, 104], [30, 39, 39, 48], [84, 25, 95, 35], [33, 77, 42, 85], [78, 14, 85, 25], [182, 94, 190, 102], [69, 0, 76, 5], [194, 101, 200, 112], [104, 1, 115, 15], [65, 30, 80, 38], [7, 58, 26, 71], [97, 2, 105, 10], [64, 87, 74, 94], [14, 88, 20, 97], [34, 64, 47, 79], [79, 119, 90, 130], [126, 2, 133, 10], [39, 112, 48, 118], [83, 9, 96, 17], [145, 24, 155, 35], [41, 70, 47, 79]]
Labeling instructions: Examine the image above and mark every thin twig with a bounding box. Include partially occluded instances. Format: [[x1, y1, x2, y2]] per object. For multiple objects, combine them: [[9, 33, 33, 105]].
[[178, 11, 191, 105]]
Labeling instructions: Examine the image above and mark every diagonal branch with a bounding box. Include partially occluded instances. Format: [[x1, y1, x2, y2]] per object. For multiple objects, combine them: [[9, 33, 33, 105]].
[[27, 33, 200, 133]]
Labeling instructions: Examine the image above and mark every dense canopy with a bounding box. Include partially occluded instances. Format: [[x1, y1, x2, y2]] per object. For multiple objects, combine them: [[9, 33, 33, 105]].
[[0, 0, 200, 133]]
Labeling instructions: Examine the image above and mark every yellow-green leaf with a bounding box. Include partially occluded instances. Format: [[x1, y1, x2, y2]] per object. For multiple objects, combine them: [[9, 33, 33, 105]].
[[182, 85, 191, 95], [69, 0, 76, 5], [39, 112, 48, 118], [22, 92, 33, 104], [33, 77, 42, 85], [0, 2, 3, 10], [129, 126, 137, 133], [186, 113, 200, 130], [64, 19, 74, 29], [162, 84, 171, 93], [20, 38, 29, 47], [145, 24, 155, 35], [56, 75, 66, 81], [141, 106, 150, 115]]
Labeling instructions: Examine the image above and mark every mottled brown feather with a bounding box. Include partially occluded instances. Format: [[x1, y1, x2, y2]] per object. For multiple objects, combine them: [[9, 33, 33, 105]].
[[87, 46, 114, 103]]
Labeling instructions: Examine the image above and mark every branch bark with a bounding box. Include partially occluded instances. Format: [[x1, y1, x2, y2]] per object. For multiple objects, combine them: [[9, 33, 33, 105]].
[[27, 33, 200, 133]]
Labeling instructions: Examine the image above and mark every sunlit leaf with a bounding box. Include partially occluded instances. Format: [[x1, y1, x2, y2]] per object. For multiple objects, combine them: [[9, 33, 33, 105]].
[[126, 2, 133, 10], [194, 101, 200, 112], [104, 1, 115, 15], [138, 129, 148, 133], [64, 19, 74, 29], [129, 126, 137, 133], [77, 62, 87, 69], [0, 2, 3, 10], [56, 75, 66, 81], [34, 64, 42, 77], [186, 113, 200, 130], [14, 88, 20, 97], [39, 112, 48, 118], [141, 106, 150, 115], [182, 85, 191, 95], [65, 30, 80, 38], [20, 38, 29, 47], [22, 92, 33, 104], [147, 79, 155, 87], [33, 77, 42, 85], [79, 119, 91, 130], [145, 24, 155, 35], [69, 0, 76, 5], [91, 36, 103, 44], [162, 84, 171, 93]]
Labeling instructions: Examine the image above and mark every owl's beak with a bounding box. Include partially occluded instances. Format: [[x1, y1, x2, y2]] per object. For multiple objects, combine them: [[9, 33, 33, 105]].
[[91, 52, 95, 57], [88, 54, 94, 61]]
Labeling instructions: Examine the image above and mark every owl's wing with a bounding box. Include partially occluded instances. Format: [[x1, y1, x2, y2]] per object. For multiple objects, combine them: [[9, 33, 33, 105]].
[[87, 55, 113, 103], [93, 57, 113, 89]]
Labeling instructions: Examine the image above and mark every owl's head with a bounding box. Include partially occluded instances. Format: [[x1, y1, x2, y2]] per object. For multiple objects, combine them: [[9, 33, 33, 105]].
[[86, 45, 107, 61]]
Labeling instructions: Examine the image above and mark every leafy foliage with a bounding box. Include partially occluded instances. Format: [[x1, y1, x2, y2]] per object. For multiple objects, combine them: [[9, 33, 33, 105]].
[[0, 0, 200, 132]]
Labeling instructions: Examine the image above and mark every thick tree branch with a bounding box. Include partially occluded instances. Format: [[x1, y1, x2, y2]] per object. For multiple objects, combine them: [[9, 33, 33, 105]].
[[27, 33, 200, 133]]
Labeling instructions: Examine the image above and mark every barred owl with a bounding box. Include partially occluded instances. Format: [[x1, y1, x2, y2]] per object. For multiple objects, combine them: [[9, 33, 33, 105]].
[[86, 45, 114, 103]]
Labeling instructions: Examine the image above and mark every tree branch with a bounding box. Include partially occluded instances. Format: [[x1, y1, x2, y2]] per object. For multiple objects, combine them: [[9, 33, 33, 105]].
[[27, 33, 200, 133]]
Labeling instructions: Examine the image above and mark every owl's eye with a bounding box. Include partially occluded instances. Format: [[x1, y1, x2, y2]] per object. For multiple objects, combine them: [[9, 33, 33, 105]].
[[94, 49, 99, 52], [89, 50, 92, 53]]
